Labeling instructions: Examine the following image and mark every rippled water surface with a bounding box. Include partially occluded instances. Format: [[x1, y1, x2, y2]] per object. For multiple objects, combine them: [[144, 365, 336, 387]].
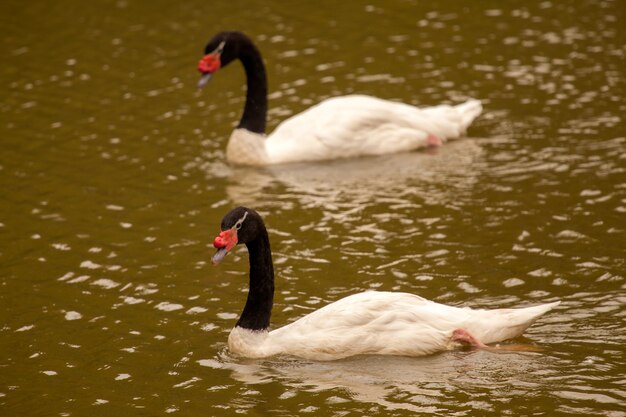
[[1, 1, 625, 416]]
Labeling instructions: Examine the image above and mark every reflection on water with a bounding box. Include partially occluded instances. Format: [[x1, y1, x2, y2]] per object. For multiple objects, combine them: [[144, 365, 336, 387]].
[[223, 139, 484, 207], [200, 348, 558, 414], [1, 0, 625, 416]]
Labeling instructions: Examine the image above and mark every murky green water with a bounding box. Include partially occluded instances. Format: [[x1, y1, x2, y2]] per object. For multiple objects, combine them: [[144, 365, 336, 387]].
[[2, 1, 625, 416]]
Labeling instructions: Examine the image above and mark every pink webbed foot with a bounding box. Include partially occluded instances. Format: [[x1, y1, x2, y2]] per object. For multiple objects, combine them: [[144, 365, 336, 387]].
[[451, 328, 488, 348], [426, 134, 443, 147]]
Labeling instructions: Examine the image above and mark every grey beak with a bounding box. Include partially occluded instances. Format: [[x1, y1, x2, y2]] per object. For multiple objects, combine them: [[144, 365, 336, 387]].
[[198, 73, 212, 89], [212, 247, 228, 265]]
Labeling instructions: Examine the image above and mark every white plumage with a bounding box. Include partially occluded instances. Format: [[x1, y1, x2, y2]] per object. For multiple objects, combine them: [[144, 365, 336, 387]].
[[226, 95, 483, 166], [228, 291, 559, 360], [213, 207, 559, 361], [198, 32, 483, 166]]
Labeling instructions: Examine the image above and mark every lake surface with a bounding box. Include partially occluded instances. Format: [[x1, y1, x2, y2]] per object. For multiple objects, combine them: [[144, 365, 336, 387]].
[[1, 1, 625, 416]]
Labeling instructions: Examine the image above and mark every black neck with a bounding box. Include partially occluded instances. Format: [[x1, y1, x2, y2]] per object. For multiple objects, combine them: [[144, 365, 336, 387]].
[[236, 227, 274, 331], [237, 42, 267, 134]]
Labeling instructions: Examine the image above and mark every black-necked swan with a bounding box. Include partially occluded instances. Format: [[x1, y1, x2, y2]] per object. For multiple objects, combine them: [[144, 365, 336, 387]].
[[211, 207, 560, 360], [197, 31, 483, 166]]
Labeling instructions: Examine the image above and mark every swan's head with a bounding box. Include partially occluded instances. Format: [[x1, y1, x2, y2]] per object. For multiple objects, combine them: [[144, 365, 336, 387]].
[[197, 31, 250, 89], [212, 207, 263, 264]]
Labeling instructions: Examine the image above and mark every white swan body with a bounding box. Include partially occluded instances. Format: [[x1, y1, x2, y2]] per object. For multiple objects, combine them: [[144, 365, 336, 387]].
[[228, 291, 559, 361], [226, 95, 482, 166], [212, 207, 559, 361], [198, 32, 483, 166]]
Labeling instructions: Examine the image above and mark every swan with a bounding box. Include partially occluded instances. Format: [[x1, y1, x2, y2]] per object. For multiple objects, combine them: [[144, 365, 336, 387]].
[[197, 31, 483, 166], [211, 207, 560, 360]]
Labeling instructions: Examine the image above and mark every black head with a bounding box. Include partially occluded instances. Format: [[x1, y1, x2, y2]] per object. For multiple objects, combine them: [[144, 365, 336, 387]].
[[197, 31, 256, 88], [212, 207, 265, 264], [203, 31, 250, 68], [220, 207, 264, 244]]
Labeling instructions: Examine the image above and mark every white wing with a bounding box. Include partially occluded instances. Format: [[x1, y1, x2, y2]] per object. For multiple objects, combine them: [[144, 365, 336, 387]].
[[264, 95, 482, 164], [262, 291, 557, 360]]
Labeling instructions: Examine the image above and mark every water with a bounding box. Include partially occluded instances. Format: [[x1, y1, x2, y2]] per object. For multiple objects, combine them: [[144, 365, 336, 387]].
[[1, 1, 625, 416]]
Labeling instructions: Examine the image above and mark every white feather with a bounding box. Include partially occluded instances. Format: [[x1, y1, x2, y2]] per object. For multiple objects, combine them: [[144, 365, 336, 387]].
[[225, 95, 482, 166], [228, 291, 559, 360]]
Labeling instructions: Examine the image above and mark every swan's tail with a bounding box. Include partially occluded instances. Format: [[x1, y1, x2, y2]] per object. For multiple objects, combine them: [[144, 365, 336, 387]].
[[454, 99, 482, 132], [468, 301, 560, 344]]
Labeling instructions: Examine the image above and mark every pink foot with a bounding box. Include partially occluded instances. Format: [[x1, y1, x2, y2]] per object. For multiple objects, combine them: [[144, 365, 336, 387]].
[[427, 134, 443, 147], [451, 328, 487, 348]]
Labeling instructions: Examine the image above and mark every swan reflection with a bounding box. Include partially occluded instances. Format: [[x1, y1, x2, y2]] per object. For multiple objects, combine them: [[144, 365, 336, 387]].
[[199, 347, 549, 413], [221, 139, 485, 209]]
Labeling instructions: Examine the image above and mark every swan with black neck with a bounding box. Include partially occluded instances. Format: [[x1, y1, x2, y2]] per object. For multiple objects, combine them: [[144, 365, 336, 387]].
[[197, 31, 483, 166], [211, 207, 559, 360]]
